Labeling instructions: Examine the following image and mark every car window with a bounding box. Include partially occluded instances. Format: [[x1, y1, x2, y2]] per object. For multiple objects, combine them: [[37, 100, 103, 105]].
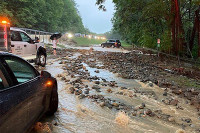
[[4, 57, 37, 83], [11, 31, 22, 41], [0, 69, 9, 89], [0, 75, 4, 89], [19, 32, 31, 42], [108, 40, 115, 42]]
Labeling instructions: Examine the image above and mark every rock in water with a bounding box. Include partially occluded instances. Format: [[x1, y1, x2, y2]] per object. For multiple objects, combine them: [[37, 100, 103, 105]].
[[69, 87, 75, 94], [107, 88, 113, 93]]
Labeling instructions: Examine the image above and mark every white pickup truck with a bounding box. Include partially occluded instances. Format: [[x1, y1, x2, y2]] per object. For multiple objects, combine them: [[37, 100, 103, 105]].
[[0, 20, 47, 67]]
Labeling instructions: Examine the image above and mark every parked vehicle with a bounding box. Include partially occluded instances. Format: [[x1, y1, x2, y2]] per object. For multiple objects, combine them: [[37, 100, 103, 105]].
[[0, 20, 47, 67], [0, 52, 58, 133], [101, 39, 121, 48]]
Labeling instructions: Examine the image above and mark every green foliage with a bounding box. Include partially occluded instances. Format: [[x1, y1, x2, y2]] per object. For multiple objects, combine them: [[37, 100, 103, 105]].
[[104, 30, 121, 40], [160, 30, 172, 53], [0, 0, 86, 33]]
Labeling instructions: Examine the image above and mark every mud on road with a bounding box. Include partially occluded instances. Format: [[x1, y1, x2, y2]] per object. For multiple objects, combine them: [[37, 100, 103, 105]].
[[33, 47, 200, 133]]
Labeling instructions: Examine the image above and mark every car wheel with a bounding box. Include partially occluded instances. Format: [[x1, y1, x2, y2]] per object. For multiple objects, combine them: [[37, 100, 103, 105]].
[[46, 84, 58, 116], [101, 44, 105, 48], [38, 53, 46, 67]]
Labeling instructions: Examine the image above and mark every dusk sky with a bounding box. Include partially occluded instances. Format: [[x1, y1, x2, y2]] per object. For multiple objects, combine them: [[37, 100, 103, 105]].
[[74, 0, 115, 34]]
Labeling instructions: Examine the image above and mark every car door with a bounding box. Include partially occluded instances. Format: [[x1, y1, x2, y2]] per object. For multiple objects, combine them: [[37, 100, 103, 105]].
[[108, 40, 114, 47], [11, 30, 25, 56], [19, 31, 37, 58], [0, 56, 45, 133]]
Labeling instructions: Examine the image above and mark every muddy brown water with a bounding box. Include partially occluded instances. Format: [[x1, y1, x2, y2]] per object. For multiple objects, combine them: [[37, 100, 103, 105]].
[[35, 52, 200, 133]]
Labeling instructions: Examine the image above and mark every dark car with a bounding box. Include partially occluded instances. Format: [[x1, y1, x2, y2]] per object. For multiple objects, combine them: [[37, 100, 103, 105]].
[[101, 39, 121, 48], [0, 53, 58, 133]]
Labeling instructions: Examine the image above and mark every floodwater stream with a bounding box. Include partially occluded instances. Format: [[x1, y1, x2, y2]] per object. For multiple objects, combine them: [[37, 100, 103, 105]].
[[36, 51, 200, 133]]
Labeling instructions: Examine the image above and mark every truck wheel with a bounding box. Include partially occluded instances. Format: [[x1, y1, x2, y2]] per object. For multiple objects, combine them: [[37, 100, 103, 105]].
[[38, 53, 46, 67], [46, 84, 58, 116]]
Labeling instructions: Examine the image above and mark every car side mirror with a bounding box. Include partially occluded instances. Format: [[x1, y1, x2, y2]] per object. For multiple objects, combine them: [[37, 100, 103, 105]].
[[41, 71, 51, 78], [28, 39, 35, 44], [34, 37, 40, 43]]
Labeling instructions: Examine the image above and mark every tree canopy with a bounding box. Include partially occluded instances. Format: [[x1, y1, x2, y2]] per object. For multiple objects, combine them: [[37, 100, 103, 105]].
[[98, 0, 200, 58], [0, 0, 86, 33]]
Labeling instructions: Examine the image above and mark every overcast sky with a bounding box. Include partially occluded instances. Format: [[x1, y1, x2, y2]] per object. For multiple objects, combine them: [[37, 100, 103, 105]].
[[74, 0, 114, 34]]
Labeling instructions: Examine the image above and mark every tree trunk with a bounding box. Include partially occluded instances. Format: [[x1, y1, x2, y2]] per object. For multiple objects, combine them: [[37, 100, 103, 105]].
[[198, 10, 200, 57], [171, 0, 186, 55], [171, 0, 176, 54], [189, 6, 200, 57]]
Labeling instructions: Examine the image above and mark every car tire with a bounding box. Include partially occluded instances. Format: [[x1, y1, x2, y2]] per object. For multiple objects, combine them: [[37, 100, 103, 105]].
[[38, 53, 46, 67], [46, 84, 58, 116], [101, 44, 105, 48]]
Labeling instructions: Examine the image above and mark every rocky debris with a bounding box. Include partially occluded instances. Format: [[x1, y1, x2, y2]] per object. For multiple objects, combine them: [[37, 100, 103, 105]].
[[94, 81, 100, 84], [69, 87, 75, 94], [84, 90, 90, 94], [168, 116, 175, 122], [92, 85, 101, 92], [78, 94, 86, 99], [120, 87, 127, 90], [107, 88, 113, 93], [112, 102, 119, 107], [34, 122, 53, 133], [92, 85, 100, 90], [144, 109, 153, 116], [181, 118, 192, 123], [94, 70, 100, 73], [140, 103, 146, 109], [148, 82, 154, 87], [75, 89, 82, 95], [51, 49, 200, 132], [162, 98, 179, 106], [99, 102, 105, 107], [170, 99, 179, 106], [163, 91, 168, 96]]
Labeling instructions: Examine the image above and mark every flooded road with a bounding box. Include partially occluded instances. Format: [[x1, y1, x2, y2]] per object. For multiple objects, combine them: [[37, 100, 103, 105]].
[[35, 48, 200, 133]]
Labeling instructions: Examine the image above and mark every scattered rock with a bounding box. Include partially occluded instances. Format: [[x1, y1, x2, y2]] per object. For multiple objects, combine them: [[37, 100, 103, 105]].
[[107, 88, 113, 93], [75, 89, 82, 95], [78, 94, 86, 99], [170, 99, 179, 106], [181, 118, 192, 123], [163, 92, 168, 96], [94, 81, 100, 84], [168, 116, 175, 122], [95, 70, 100, 73], [99, 102, 105, 107], [112, 102, 119, 107], [69, 87, 75, 94]]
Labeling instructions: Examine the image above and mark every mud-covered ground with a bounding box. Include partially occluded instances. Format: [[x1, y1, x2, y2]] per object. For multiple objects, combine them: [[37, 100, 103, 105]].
[[33, 47, 200, 133]]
